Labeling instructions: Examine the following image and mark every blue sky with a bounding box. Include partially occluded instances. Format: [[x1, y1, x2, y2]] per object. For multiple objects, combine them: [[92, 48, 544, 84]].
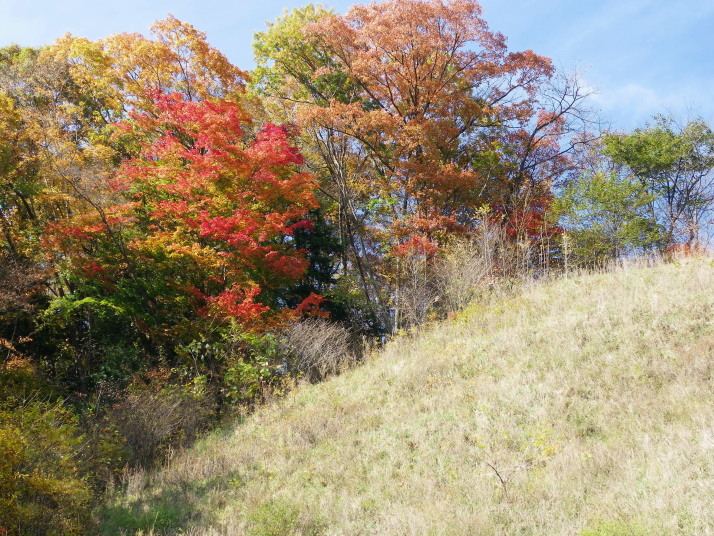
[[1, 0, 712, 131]]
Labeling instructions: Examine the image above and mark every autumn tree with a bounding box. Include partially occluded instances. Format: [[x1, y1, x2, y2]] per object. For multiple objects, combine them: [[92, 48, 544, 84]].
[[44, 93, 319, 388], [0, 19, 256, 387], [0, 45, 86, 263], [43, 15, 247, 110], [253, 0, 595, 330], [0, 17, 248, 262], [0, 24, 287, 519], [253, 4, 389, 331]]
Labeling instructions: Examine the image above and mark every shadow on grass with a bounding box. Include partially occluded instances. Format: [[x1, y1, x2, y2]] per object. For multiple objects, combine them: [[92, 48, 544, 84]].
[[97, 469, 246, 535]]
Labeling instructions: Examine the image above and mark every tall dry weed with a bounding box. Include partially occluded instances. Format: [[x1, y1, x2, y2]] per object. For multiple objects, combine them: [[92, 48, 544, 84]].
[[279, 318, 361, 382]]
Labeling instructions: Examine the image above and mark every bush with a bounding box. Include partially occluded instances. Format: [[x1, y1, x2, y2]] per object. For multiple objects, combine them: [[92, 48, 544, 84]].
[[391, 218, 524, 331], [109, 382, 211, 468], [280, 319, 361, 382], [220, 332, 279, 405], [436, 220, 519, 314], [393, 251, 441, 331], [0, 397, 92, 536]]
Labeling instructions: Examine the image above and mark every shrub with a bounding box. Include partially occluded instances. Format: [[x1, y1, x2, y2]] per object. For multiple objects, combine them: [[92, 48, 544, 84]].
[[0, 397, 92, 536], [392, 216, 524, 330], [436, 219, 520, 314], [280, 319, 360, 382], [109, 382, 210, 468], [393, 250, 441, 331], [220, 332, 280, 405]]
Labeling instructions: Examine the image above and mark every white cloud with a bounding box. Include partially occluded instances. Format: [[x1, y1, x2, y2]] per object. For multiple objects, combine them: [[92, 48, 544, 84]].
[[587, 81, 714, 130]]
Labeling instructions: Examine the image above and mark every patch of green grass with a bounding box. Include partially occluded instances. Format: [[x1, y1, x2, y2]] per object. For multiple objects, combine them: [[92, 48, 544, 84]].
[[99, 496, 184, 534], [581, 520, 652, 536], [246, 498, 325, 536]]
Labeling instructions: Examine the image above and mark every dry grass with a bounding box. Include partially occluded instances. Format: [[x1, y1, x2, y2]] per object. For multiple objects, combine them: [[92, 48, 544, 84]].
[[100, 256, 714, 535]]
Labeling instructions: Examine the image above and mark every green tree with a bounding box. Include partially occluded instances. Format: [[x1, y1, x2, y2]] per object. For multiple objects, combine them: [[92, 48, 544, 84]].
[[603, 115, 714, 248], [555, 170, 660, 266]]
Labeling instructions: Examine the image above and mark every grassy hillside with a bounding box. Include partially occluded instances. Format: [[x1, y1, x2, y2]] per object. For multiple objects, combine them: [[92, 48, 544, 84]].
[[101, 258, 714, 536]]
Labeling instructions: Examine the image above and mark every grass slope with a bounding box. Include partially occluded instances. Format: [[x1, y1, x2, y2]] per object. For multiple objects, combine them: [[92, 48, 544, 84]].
[[102, 258, 714, 536]]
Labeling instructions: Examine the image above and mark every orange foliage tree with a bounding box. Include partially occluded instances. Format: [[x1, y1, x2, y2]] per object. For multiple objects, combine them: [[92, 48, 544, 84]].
[[44, 15, 247, 114], [254, 0, 595, 329], [302, 0, 553, 234]]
